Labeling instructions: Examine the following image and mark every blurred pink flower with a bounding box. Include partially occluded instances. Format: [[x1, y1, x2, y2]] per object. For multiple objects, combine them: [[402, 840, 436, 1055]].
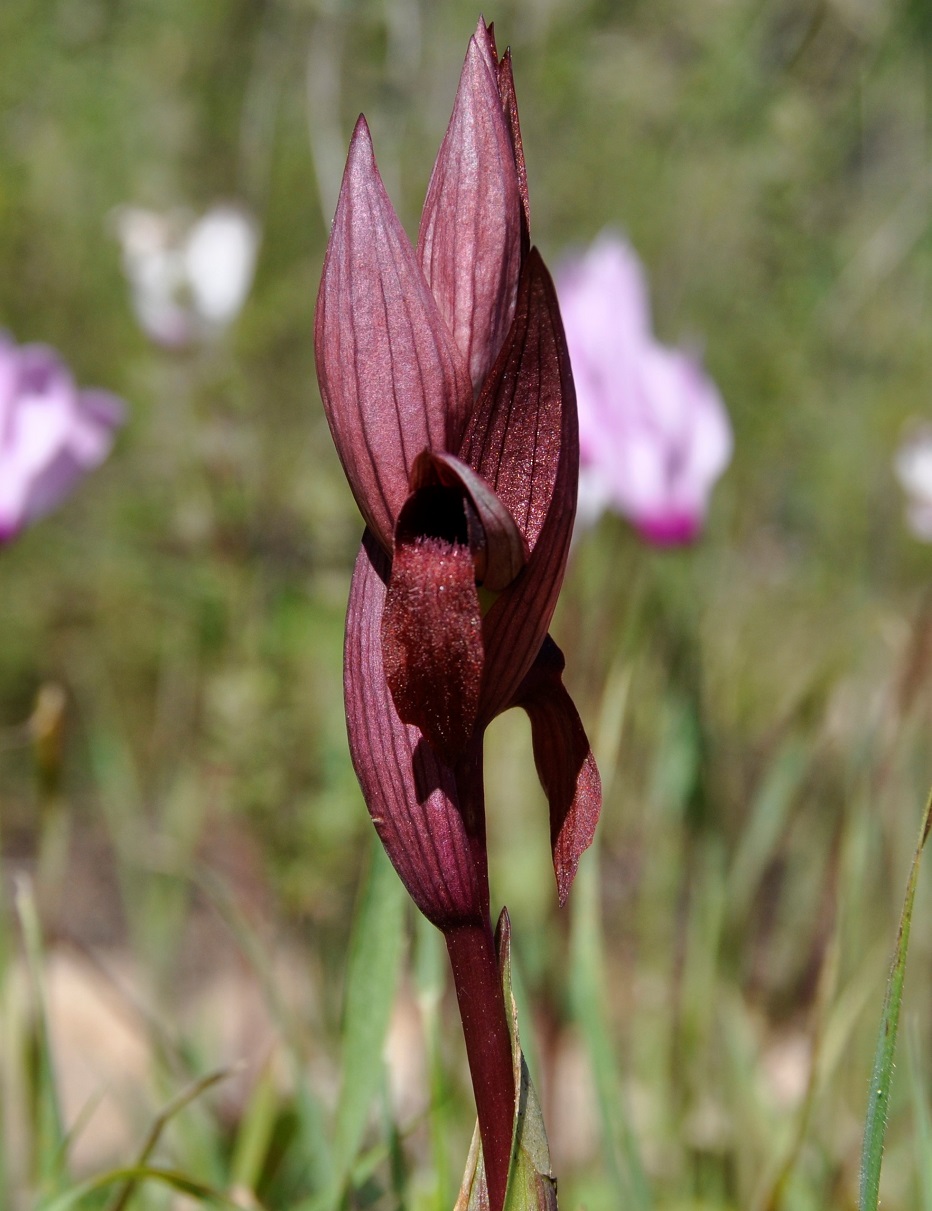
[[0, 333, 125, 544], [556, 232, 732, 545]]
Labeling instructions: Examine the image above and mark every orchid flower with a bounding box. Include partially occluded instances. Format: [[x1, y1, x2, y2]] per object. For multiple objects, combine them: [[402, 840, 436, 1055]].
[[557, 232, 732, 544], [315, 19, 600, 1209], [0, 333, 124, 545], [113, 203, 259, 347]]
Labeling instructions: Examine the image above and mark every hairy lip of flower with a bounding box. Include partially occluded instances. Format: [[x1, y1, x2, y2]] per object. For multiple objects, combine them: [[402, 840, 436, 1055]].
[[382, 535, 484, 767]]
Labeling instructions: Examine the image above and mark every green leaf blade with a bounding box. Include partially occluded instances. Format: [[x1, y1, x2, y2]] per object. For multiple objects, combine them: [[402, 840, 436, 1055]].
[[332, 835, 406, 1183], [858, 789, 932, 1211]]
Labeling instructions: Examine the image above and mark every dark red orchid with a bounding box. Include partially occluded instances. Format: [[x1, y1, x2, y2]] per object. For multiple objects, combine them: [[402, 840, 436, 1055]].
[[314, 18, 600, 1209]]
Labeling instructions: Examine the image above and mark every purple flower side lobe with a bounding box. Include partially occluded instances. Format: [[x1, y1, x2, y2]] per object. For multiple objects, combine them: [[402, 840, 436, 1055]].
[[0, 333, 124, 544]]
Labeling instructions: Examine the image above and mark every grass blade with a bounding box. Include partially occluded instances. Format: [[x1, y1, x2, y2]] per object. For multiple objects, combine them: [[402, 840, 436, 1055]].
[[906, 1024, 932, 1211], [858, 788, 932, 1211], [413, 911, 453, 1210], [229, 1053, 279, 1198], [14, 876, 66, 1194], [332, 833, 406, 1183], [38, 1163, 251, 1211], [104, 1065, 231, 1211], [569, 848, 651, 1211]]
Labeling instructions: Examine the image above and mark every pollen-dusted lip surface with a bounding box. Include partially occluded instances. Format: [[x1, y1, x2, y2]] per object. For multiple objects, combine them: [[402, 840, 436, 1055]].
[[382, 535, 484, 768]]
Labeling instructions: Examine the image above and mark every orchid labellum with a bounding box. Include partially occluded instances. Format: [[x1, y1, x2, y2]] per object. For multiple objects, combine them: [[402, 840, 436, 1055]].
[[314, 19, 600, 1209]]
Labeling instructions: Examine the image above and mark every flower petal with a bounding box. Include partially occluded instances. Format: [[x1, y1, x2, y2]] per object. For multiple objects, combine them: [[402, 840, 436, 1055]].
[[408, 450, 528, 591], [495, 48, 530, 255], [315, 116, 471, 552], [458, 250, 579, 721], [417, 25, 523, 399], [459, 251, 573, 551], [0, 346, 124, 540], [0, 331, 19, 429], [380, 451, 527, 765], [556, 232, 731, 544], [345, 532, 484, 929], [473, 18, 529, 246], [510, 636, 601, 906], [184, 204, 259, 326]]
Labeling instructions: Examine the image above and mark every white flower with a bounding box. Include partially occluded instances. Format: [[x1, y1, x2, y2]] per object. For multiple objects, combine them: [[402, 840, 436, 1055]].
[[113, 203, 259, 347], [895, 425, 932, 541]]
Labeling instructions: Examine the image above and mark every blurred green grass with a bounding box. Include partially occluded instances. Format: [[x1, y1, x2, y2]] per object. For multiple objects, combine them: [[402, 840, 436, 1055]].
[[3, 0, 932, 1207]]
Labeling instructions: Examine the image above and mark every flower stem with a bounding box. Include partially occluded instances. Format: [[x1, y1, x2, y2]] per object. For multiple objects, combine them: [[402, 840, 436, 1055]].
[[445, 918, 515, 1211]]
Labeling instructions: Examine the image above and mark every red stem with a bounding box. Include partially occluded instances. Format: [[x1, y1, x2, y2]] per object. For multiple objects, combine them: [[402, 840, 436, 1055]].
[[454, 736, 491, 919], [445, 919, 515, 1211], [442, 734, 515, 1209]]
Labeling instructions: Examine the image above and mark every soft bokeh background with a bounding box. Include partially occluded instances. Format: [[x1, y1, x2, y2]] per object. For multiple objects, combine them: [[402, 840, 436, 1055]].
[[3, 0, 932, 1208]]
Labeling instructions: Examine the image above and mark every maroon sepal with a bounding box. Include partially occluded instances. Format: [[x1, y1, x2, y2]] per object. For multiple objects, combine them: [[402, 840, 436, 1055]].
[[477, 19, 530, 258], [418, 23, 523, 399], [315, 116, 471, 554], [495, 49, 530, 258], [458, 249, 579, 725], [344, 531, 484, 929], [510, 636, 601, 906]]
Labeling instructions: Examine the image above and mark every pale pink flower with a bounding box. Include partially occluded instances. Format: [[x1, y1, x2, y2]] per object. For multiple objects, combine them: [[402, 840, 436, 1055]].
[[557, 232, 732, 544], [0, 333, 124, 544]]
